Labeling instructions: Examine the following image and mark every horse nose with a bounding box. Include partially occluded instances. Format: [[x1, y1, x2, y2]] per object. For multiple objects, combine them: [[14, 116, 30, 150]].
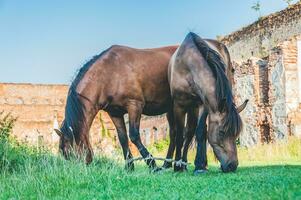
[[221, 161, 238, 173]]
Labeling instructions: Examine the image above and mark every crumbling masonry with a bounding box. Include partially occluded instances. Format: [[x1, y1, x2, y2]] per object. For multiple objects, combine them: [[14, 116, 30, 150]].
[[222, 2, 301, 146]]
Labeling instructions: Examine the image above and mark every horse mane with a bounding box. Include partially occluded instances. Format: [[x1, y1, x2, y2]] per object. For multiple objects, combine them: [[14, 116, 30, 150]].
[[187, 32, 242, 137], [61, 50, 108, 140]]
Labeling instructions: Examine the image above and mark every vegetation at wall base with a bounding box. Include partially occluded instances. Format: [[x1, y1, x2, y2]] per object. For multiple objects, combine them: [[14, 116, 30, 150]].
[[0, 112, 300, 199]]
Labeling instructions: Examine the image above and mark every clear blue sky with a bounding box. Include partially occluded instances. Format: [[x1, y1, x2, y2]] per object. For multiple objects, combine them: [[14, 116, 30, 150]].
[[0, 0, 298, 84]]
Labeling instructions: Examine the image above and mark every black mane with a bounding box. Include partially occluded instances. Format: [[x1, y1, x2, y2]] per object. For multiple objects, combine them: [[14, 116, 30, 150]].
[[188, 32, 242, 137], [61, 50, 108, 140]]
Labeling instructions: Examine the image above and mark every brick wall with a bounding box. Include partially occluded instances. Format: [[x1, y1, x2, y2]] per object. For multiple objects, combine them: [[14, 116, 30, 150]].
[[0, 83, 69, 148], [221, 2, 301, 144], [268, 47, 287, 140], [0, 83, 168, 155], [232, 35, 301, 145], [233, 59, 260, 146], [221, 2, 301, 62], [281, 35, 301, 137]]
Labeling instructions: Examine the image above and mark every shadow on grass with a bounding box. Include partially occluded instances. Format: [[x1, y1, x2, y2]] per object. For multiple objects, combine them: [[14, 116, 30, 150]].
[[236, 164, 301, 173], [192, 164, 301, 178], [89, 156, 301, 177]]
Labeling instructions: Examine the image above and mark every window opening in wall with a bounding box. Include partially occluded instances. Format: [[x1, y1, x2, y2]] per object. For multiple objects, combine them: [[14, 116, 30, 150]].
[[261, 117, 271, 143], [258, 61, 272, 143]]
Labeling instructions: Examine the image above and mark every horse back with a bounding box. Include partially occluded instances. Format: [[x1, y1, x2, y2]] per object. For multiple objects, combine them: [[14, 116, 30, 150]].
[[76, 45, 178, 115]]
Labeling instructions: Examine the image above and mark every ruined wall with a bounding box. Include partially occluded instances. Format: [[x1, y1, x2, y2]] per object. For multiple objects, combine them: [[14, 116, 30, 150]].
[[0, 83, 168, 154], [281, 36, 300, 112], [0, 83, 69, 148], [222, 2, 301, 144], [233, 35, 301, 145], [269, 48, 287, 140], [233, 57, 279, 146], [233, 59, 260, 146], [280, 35, 301, 137], [222, 2, 301, 62], [139, 115, 168, 146]]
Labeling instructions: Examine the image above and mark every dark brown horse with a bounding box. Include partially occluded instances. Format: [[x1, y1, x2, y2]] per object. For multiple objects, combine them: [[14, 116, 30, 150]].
[[168, 32, 246, 173], [54, 45, 178, 170]]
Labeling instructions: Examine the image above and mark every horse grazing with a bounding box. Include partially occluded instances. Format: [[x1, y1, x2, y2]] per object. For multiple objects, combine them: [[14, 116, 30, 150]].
[[162, 38, 248, 170], [163, 35, 248, 172], [54, 45, 178, 170], [169, 32, 246, 173]]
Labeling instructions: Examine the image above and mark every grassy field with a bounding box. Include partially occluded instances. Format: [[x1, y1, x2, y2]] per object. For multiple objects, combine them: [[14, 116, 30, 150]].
[[0, 136, 301, 200], [0, 113, 300, 200]]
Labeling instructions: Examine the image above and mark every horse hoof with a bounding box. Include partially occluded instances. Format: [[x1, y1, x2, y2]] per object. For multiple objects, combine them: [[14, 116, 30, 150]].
[[125, 162, 135, 172], [151, 167, 164, 173], [193, 169, 208, 175], [174, 165, 184, 172], [162, 161, 172, 169]]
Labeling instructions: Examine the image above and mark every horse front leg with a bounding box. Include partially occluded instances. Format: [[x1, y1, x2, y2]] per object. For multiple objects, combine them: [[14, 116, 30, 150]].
[[109, 114, 134, 171], [127, 101, 157, 170], [194, 106, 208, 175], [78, 133, 94, 164]]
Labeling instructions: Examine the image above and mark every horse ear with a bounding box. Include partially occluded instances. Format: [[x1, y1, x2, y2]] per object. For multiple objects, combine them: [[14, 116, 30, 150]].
[[237, 99, 249, 113], [218, 98, 227, 112], [54, 128, 63, 137]]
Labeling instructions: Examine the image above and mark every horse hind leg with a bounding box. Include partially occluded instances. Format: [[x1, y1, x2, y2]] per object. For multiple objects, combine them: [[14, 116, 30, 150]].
[[182, 108, 198, 170], [127, 101, 157, 170], [173, 103, 186, 172], [162, 110, 176, 169], [109, 114, 134, 171]]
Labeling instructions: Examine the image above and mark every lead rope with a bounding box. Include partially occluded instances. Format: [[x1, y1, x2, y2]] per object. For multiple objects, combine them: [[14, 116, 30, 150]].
[[125, 156, 188, 167]]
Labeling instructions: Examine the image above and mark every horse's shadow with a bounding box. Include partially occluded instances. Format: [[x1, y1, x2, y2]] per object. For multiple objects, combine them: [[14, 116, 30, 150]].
[[202, 164, 301, 176], [90, 156, 301, 177], [236, 164, 301, 172]]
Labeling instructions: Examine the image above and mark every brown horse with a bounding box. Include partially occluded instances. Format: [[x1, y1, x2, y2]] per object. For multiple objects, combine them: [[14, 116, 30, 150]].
[[169, 32, 246, 173], [54, 45, 177, 170]]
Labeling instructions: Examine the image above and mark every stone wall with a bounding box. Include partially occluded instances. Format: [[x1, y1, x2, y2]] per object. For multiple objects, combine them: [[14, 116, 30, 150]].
[[221, 2, 301, 144], [232, 34, 301, 145], [269, 48, 287, 140], [0, 83, 168, 155], [233, 59, 260, 146], [221, 2, 301, 62], [0, 83, 69, 148], [281, 35, 301, 137]]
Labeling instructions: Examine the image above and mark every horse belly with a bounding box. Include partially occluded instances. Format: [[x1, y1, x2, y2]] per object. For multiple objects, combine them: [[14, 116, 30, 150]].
[[142, 100, 171, 116]]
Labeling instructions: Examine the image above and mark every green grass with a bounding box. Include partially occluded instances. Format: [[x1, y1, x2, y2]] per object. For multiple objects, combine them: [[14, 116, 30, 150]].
[[0, 133, 301, 199]]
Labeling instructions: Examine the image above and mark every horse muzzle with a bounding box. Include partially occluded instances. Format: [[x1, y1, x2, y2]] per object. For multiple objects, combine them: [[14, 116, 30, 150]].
[[221, 160, 238, 173]]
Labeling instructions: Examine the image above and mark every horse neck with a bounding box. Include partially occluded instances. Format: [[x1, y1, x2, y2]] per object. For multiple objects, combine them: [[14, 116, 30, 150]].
[[65, 88, 99, 144]]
